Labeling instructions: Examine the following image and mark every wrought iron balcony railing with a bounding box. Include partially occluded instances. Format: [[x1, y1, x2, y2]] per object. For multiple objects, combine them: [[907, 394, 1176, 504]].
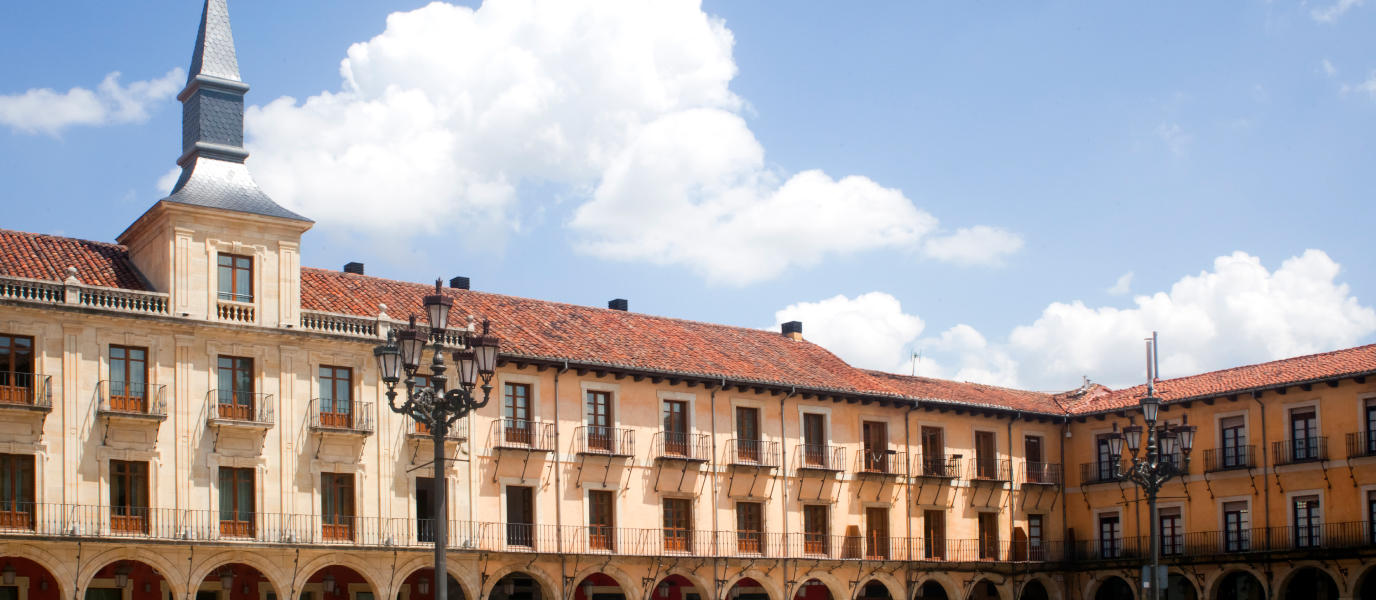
[[793, 444, 845, 472], [206, 390, 274, 426], [97, 381, 167, 418], [574, 426, 635, 457], [1204, 446, 1256, 472], [724, 439, 780, 467], [1080, 459, 1129, 485], [487, 419, 556, 452], [0, 373, 51, 409], [1346, 431, 1376, 459], [969, 458, 1012, 482], [652, 431, 711, 462], [856, 449, 899, 474], [1021, 462, 1061, 485], [913, 454, 961, 479], [1273, 437, 1328, 466], [308, 399, 375, 434]]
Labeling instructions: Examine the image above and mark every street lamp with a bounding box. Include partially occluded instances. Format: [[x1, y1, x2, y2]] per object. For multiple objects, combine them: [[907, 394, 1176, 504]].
[[375, 281, 499, 600], [1107, 340, 1196, 600]]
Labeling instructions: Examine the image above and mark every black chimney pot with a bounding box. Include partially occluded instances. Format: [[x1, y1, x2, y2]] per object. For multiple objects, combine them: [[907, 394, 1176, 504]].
[[782, 321, 803, 335], [608, 299, 628, 311], [450, 277, 470, 290], [343, 262, 364, 275]]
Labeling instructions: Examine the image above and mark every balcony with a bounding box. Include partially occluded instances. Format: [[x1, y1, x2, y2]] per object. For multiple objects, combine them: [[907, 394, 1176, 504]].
[[574, 426, 635, 457], [0, 374, 51, 413], [96, 381, 167, 421], [308, 400, 375, 435], [1080, 460, 1128, 485], [487, 419, 555, 452], [793, 444, 845, 472], [968, 458, 1012, 482], [406, 415, 468, 441], [1346, 432, 1376, 459], [913, 454, 961, 479], [1204, 446, 1256, 472], [205, 391, 274, 428], [1273, 437, 1328, 466], [724, 439, 780, 468], [855, 449, 900, 475], [1021, 462, 1061, 486], [652, 431, 711, 463]]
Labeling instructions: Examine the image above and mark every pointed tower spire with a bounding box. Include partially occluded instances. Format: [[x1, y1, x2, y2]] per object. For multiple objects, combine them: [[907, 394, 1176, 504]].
[[158, 0, 310, 222]]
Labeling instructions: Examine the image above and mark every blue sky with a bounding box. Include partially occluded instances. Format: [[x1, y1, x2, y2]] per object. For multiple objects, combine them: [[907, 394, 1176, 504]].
[[2, 0, 1374, 390]]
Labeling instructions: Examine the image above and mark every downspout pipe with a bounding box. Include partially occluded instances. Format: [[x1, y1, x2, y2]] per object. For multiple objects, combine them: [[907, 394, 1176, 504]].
[[904, 402, 916, 565], [1253, 393, 1271, 596], [779, 386, 797, 598], [1008, 411, 1019, 554], [555, 361, 569, 600], [712, 379, 723, 600]]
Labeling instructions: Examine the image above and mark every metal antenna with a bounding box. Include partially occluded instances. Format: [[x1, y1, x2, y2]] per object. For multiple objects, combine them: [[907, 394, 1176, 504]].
[[1153, 331, 1160, 382]]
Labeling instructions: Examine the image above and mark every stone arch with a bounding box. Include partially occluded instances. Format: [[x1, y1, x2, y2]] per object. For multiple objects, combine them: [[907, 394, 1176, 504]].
[[570, 564, 640, 600], [1274, 563, 1343, 600], [188, 552, 292, 600], [290, 555, 389, 600], [390, 556, 480, 600], [910, 573, 960, 600], [0, 543, 75, 598], [855, 572, 904, 600], [1203, 567, 1269, 600], [1162, 568, 1200, 600], [658, 569, 715, 600], [721, 571, 782, 600], [79, 547, 187, 600], [790, 572, 847, 600], [480, 564, 559, 600], [965, 578, 1010, 600], [1014, 577, 1060, 600], [1350, 562, 1376, 600], [1083, 574, 1135, 600]]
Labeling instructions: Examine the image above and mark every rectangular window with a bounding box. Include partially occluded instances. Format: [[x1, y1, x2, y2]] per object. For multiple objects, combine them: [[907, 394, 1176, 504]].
[[663, 400, 689, 456], [1159, 507, 1182, 555], [1224, 501, 1250, 552], [318, 366, 353, 428], [108, 345, 148, 412], [1291, 409, 1319, 461], [803, 505, 829, 555], [975, 431, 997, 479], [663, 498, 693, 553], [736, 407, 761, 463], [977, 512, 999, 560], [1369, 492, 1376, 545], [506, 485, 534, 547], [1096, 435, 1117, 481], [217, 254, 253, 302], [589, 490, 614, 551], [1027, 514, 1044, 560], [321, 473, 355, 541], [0, 454, 34, 530], [736, 502, 763, 554], [1098, 514, 1121, 558], [587, 391, 613, 452], [0, 335, 35, 405], [921, 427, 945, 476], [1366, 400, 1376, 454], [1221, 416, 1247, 467], [1294, 495, 1321, 548], [862, 421, 888, 472], [802, 413, 826, 466], [216, 356, 254, 420], [503, 383, 532, 445], [416, 477, 434, 543], [110, 460, 149, 533], [1025, 436, 1044, 482], [923, 510, 945, 559], [218, 467, 254, 537], [865, 507, 890, 560]]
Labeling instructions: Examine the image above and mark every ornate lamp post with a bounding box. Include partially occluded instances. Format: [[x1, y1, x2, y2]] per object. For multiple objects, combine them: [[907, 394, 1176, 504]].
[[375, 281, 500, 600], [1107, 342, 1196, 600]]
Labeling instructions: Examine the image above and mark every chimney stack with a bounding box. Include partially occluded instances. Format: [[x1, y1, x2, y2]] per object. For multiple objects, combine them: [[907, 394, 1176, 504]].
[[450, 277, 470, 290], [343, 262, 364, 275], [782, 321, 803, 341], [608, 299, 628, 311]]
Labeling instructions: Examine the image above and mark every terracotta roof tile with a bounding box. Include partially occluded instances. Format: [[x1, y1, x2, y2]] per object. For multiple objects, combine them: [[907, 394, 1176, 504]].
[[0, 229, 147, 290], [1066, 344, 1376, 415], [300, 268, 904, 396], [864, 370, 1072, 414]]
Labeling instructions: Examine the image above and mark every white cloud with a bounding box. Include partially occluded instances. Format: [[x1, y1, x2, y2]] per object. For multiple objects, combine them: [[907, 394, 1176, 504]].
[[245, 0, 1019, 284], [773, 292, 925, 372], [1343, 72, 1376, 100], [1322, 59, 1339, 77], [921, 226, 1024, 267], [155, 167, 182, 195], [1312, 0, 1363, 23], [0, 70, 182, 136], [1155, 122, 1191, 156], [784, 250, 1376, 391], [1107, 271, 1134, 295]]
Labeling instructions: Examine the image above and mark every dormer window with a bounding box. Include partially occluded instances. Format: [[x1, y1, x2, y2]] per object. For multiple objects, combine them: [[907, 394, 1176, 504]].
[[218, 254, 253, 302]]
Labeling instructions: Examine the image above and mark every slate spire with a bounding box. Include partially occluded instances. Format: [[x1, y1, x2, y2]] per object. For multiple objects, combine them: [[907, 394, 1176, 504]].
[[160, 0, 311, 222]]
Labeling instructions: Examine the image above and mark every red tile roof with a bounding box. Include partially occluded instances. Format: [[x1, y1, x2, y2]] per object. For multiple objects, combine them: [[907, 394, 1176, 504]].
[[864, 370, 1072, 414], [0, 229, 148, 291], [300, 268, 904, 396], [1066, 344, 1376, 415]]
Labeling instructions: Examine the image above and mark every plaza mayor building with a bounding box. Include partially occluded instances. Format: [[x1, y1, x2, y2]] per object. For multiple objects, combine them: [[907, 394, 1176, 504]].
[[1, 3, 1374, 600]]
